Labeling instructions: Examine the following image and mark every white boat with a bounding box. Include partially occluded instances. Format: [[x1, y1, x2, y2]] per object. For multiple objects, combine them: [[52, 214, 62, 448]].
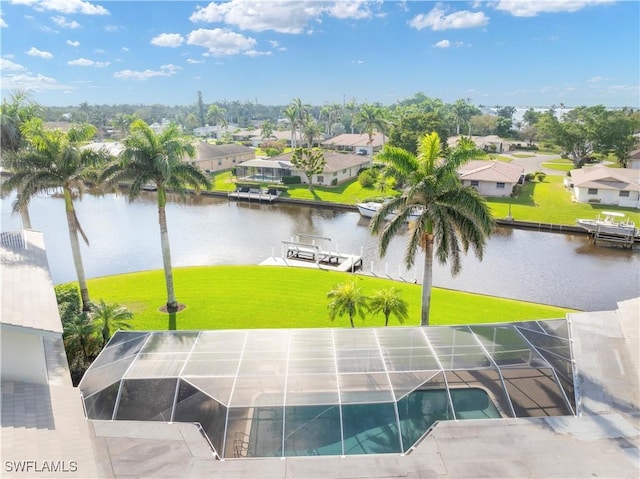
[[576, 211, 638, 237], [356, 201, 421, 222]]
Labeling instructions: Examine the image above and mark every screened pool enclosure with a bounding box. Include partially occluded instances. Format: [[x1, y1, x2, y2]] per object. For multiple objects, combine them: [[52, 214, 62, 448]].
[[79, 321, 576, 459]]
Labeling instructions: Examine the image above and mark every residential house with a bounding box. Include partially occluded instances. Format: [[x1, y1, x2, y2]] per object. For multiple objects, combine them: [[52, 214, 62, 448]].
[[189, 142, 255, 173], [628, 149, 640, 169], [236, 150, 369, 186], [569, 164, 640, 208], [1, 230, 100, 476], [448, 135, 515, 153], [458, 160, 524, 197], [322, 133, 385, 155]]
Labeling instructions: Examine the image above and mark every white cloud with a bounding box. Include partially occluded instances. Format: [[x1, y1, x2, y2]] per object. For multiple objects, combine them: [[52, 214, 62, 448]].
[[104, 24, 121, 33], [495, 0, 615, 17], [189, 0, 374, 34], [409, 5, 488, 31], [1, 58, 27, 71], [151, 33, 185, 48], [244, 50, 272, 57], [1, 72, 67, 91], [67, 39, 80, 47], [11, 0, 110, 15], [327, 1, 375, 20], [113, 64, 181, 81], [94, 48, 105, 54], [68, 57, 110, 67], [122, 47, 129, 52], [433, 39, 465, 48], [26, 47, 53, 59], [587, 76, 605, 83], [51, 15, 79, 28], [187, 58, 205, 64], [1, 15, 8, 27], [187, 28, 257, 56]]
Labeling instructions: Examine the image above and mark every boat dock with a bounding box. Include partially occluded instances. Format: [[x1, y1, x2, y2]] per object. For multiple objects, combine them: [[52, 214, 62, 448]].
[[589, 225, 639, 247], [260, 234, 363, 272], [228, 187, 279, 203]]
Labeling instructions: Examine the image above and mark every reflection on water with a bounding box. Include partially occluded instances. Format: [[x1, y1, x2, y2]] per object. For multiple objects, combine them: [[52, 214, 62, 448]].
[[1, 192, 638, 312]]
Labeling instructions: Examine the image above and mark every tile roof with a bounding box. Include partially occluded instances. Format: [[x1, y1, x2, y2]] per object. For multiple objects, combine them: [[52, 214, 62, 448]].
[[570, 165, 640, 192], [0, 230, 62, 334], [193, 142, 255, 160], [322, 133, 384, 148], [458, 160, 524, 183]]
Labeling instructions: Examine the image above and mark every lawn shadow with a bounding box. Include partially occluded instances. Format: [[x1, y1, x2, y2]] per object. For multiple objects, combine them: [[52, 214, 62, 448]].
[[168, 312, 176, 330]]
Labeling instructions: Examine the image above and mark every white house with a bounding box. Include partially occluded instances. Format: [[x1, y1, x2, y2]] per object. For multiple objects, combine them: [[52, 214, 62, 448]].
[[458, 160, 524, 197], [236, 150, 369, 186], [322, 133, 385, 156], [569, 165, 640, 208]]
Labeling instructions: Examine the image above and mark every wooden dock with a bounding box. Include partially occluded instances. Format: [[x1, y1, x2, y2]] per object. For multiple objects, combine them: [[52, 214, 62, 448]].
[[260, 233, 363, 272]]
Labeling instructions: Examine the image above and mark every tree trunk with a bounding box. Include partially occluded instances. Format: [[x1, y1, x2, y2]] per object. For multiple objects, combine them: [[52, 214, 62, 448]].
[[349, 314, 354, 328], [18, 202, 32, 230], [420, 236, 435, 326], [64, 188, 91, 311], [157, 187, 178, 312]]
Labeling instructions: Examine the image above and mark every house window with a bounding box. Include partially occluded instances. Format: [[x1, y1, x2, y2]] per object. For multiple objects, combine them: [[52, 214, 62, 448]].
[[470, 180, 479, 187], [333, 172, 338, 177], [317, 176, 324, 183], [588, 188, 598, 195], [218, 160, 222, 166], [233, 159, 236, 163], [619, 191, 630, 197], [496, 182, 505, 189]]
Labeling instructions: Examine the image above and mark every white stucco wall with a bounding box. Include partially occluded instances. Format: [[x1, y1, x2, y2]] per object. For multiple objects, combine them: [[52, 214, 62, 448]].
[[465, 180, 515, 197], [1, 327, 49, 384], [574, 186, 640, 207]]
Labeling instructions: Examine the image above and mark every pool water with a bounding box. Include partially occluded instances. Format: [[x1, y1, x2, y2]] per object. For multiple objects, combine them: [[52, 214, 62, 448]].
[[244, 388, 500, 457]]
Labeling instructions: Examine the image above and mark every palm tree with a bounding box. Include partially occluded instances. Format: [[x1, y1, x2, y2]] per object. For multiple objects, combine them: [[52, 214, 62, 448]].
[[353, 103, 389, 161], [1, 90, 42, 229], [91, 299, 133, 345], [206, 104, 228, 135], [371, 132, 495, 326], [282, 105, 298, 148], [291, 98, 310, 146], [2, 118, 108, 311], [327, 279, 370, 328], [63, 313, 99, 365], [102, 119, 210, 313], [370, 288, 409, 327], [300, 118, 323, 148]]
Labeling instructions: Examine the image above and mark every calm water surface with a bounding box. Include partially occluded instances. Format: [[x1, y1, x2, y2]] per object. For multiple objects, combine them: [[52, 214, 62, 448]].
[[2, 192, 638, 311]]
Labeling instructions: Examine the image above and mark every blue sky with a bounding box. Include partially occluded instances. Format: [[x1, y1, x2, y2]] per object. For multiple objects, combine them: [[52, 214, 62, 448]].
[[1, 0, 638, 107]]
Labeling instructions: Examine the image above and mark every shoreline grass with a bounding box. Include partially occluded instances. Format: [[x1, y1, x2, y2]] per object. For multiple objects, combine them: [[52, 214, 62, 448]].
[[85, 265, 575, 331]]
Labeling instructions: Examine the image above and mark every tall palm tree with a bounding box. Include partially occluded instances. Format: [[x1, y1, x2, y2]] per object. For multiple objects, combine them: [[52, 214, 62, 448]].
[[291, 98, 310, 146], [371, 132, 495, 326], [91, 299, 133, 345], [327, 279, 370, 328], [353, 103, 389, 160], [1, 90, 42, 229], [282, 105, 298, 148], [102, 119, 210, 313], [206, 104, 228, 135], [370, 287, 409, 327], [2, 118, 108, 311]]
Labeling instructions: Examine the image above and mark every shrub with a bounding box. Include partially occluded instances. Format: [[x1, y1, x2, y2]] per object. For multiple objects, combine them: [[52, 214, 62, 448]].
[[535, 171, 547, 182], [358, 168, 377, 188], [524, 173, 535, 182], [54, 284, 81, 325], [331, 178, 338, 186], [282, 175, 301, 185]]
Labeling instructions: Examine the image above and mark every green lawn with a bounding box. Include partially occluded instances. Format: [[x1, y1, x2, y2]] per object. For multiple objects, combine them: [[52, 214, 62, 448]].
[[487, 176, 640, 225], [85, 266, 574, 331], [210, 166, 640, 228]]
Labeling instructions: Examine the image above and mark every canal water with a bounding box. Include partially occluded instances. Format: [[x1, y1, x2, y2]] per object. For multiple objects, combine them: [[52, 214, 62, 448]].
[[1, 192, 638, 311]]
